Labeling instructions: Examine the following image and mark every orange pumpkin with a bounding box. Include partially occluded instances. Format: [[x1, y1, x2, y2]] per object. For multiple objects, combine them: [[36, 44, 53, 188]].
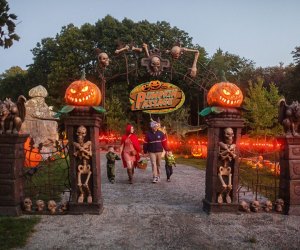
[[149, 80, 161, 90], [191, 144, 207, 158], [207, 82, 243, 107], [24, 137, 43, 168], [65, 79, 101, 106]]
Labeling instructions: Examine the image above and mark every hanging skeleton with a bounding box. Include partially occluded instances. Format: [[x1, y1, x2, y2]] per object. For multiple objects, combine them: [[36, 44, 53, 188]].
[[169, 45, 200, 78], [73, 125, 93, 204], [217, 127, 236, 204]]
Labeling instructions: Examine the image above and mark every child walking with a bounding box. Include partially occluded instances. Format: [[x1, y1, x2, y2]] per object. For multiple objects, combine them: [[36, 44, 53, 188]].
[[165, 151, 176, 182], [106, 146, 121, 183]]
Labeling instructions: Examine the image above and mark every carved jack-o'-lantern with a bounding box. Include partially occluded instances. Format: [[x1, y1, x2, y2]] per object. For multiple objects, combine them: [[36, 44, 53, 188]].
[[191, 144, 207, 158], [24, 137, 42, 168], [149, 80, 162, 90], [207, 82, 243, 107], [65, 79, 101, 106], [141, 84, 151, 92]]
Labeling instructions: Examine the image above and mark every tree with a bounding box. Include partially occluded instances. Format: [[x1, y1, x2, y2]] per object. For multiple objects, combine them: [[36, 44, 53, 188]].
[[0, 66, 28, 99], [105, 96, 131, 135], [243, 78, 283, 138], [0, 0, 19, 48]]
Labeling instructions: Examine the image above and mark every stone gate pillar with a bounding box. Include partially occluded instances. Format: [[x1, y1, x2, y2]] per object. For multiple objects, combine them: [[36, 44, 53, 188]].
[[64, 107, 103, 214], [278, 136, 300, 215], [0, 134, 28, 216], [202, 109, 244, 213]]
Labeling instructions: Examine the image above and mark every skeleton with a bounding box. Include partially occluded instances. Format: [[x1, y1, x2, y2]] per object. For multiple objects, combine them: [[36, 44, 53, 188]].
[[23, 197, 32, 212], [97, 52, 110, 68], [47, 200, 57, 214], [263, 200, 273, 212], [73, 125, 93, 204], [134, 43, 170, 76], [250, 200, 260, 212], [36, 200, 45, 211], [239, 200, 250, 212], [275, 198, 284, 212], [169, 45, 200, 78], [217, 128, 236, 204]]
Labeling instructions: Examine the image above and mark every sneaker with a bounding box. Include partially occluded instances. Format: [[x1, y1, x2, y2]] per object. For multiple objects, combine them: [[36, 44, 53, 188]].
[[110, 180, 115, 184], [167, 178, 171, 182], [152, 177, 158, 183]]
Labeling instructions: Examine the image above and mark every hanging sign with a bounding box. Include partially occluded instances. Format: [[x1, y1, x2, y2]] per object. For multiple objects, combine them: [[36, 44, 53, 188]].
[[129, 80, 185, 114]]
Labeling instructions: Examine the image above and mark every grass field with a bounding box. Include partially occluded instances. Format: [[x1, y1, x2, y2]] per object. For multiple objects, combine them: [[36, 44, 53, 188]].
[[0, 216, 40, 250]]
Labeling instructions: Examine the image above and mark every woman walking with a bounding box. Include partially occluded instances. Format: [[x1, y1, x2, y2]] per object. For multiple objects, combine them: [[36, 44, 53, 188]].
[[120, 124, 141, 184]]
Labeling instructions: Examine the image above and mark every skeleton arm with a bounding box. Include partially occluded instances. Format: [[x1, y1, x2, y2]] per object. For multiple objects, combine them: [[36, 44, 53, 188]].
[[183, 48, 200, 78], [115, 45, 130, 54]]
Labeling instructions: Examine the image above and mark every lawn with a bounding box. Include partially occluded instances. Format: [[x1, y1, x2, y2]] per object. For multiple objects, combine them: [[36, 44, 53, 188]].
[[0, 216, 40, 250]]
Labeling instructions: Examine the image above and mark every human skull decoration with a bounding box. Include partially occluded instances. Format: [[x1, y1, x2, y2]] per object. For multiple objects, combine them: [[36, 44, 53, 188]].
[[170, 46, 182, 59], [264, 200, 273, 212], [58, 202, 68, 213], [36, 200, 45, 212], [98, 52, 110, 68], [275, 198, 284, 212], [239, 200, 250, 212], [150, 56, 161, 73], [48, 200, 57, 214], [224, 127, 234, 145], [76, 125, 87, 142], [250, 200, 260, 212], [23, 197, 32, 212]]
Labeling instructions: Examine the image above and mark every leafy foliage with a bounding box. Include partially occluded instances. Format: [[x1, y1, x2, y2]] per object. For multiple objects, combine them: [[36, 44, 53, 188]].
[[243, 78, 283, 137], [0, 0, 19, 48]]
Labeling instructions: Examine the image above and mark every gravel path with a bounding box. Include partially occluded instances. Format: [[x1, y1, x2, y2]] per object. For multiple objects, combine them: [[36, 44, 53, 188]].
[[20, 153, 300, 250]]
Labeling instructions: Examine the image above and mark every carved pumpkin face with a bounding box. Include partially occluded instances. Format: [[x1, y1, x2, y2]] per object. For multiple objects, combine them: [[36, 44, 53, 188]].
[[191, 144, 207, 158], [65, 79, 101, 106], [141, 84, 151, 92], [150, 80, 161, 90], [207, 82, 243, 107]]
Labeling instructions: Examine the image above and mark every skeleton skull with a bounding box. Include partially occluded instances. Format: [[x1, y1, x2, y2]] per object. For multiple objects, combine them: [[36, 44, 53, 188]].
[[224, 127, 234, 145], [170, 46, 182, 59], [98, 52, 109, 68], [76, 125, 87, 142], [36, 199, 45, 212], [48, 200, 57, 214], [150, 56, 161, 72], [275, 198, 284, 212], [23, 197, 32, 212], [250, 200, 260, 212], [239, 200, 250, 212], [264, 200, 273, 212]]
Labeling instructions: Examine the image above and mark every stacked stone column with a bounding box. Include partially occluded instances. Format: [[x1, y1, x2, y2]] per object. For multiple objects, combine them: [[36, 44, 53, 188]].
[[0, 134, 28, 216], [64, 107, 103, 214], [203, 110, 244, 213], [279, 136, 300, 215]]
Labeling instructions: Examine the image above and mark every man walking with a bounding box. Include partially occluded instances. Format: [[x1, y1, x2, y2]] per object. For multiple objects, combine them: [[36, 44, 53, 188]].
[[143, 120, 169, 183]]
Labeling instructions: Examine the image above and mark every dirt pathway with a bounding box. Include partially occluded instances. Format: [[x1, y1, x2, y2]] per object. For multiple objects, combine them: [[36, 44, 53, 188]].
[[20, 152, 300, 250]]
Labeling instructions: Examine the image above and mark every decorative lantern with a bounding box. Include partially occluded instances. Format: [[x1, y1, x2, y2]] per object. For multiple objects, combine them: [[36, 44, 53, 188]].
[[24, 137, 42, 168], [207, 82, 243, 107], [191, 144, 207, 158], [65, 76, 101, 106]]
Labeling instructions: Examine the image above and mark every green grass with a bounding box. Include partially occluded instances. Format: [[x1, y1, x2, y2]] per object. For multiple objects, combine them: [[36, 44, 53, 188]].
[[0, 216, 41, 250], [24, 156, 70, 202], [175, 155, 206, 170]]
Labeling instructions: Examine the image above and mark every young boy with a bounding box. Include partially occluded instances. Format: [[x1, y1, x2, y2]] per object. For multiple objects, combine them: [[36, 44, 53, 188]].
[[165, 151, 176, 182], [106, 146, 121, 183]]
